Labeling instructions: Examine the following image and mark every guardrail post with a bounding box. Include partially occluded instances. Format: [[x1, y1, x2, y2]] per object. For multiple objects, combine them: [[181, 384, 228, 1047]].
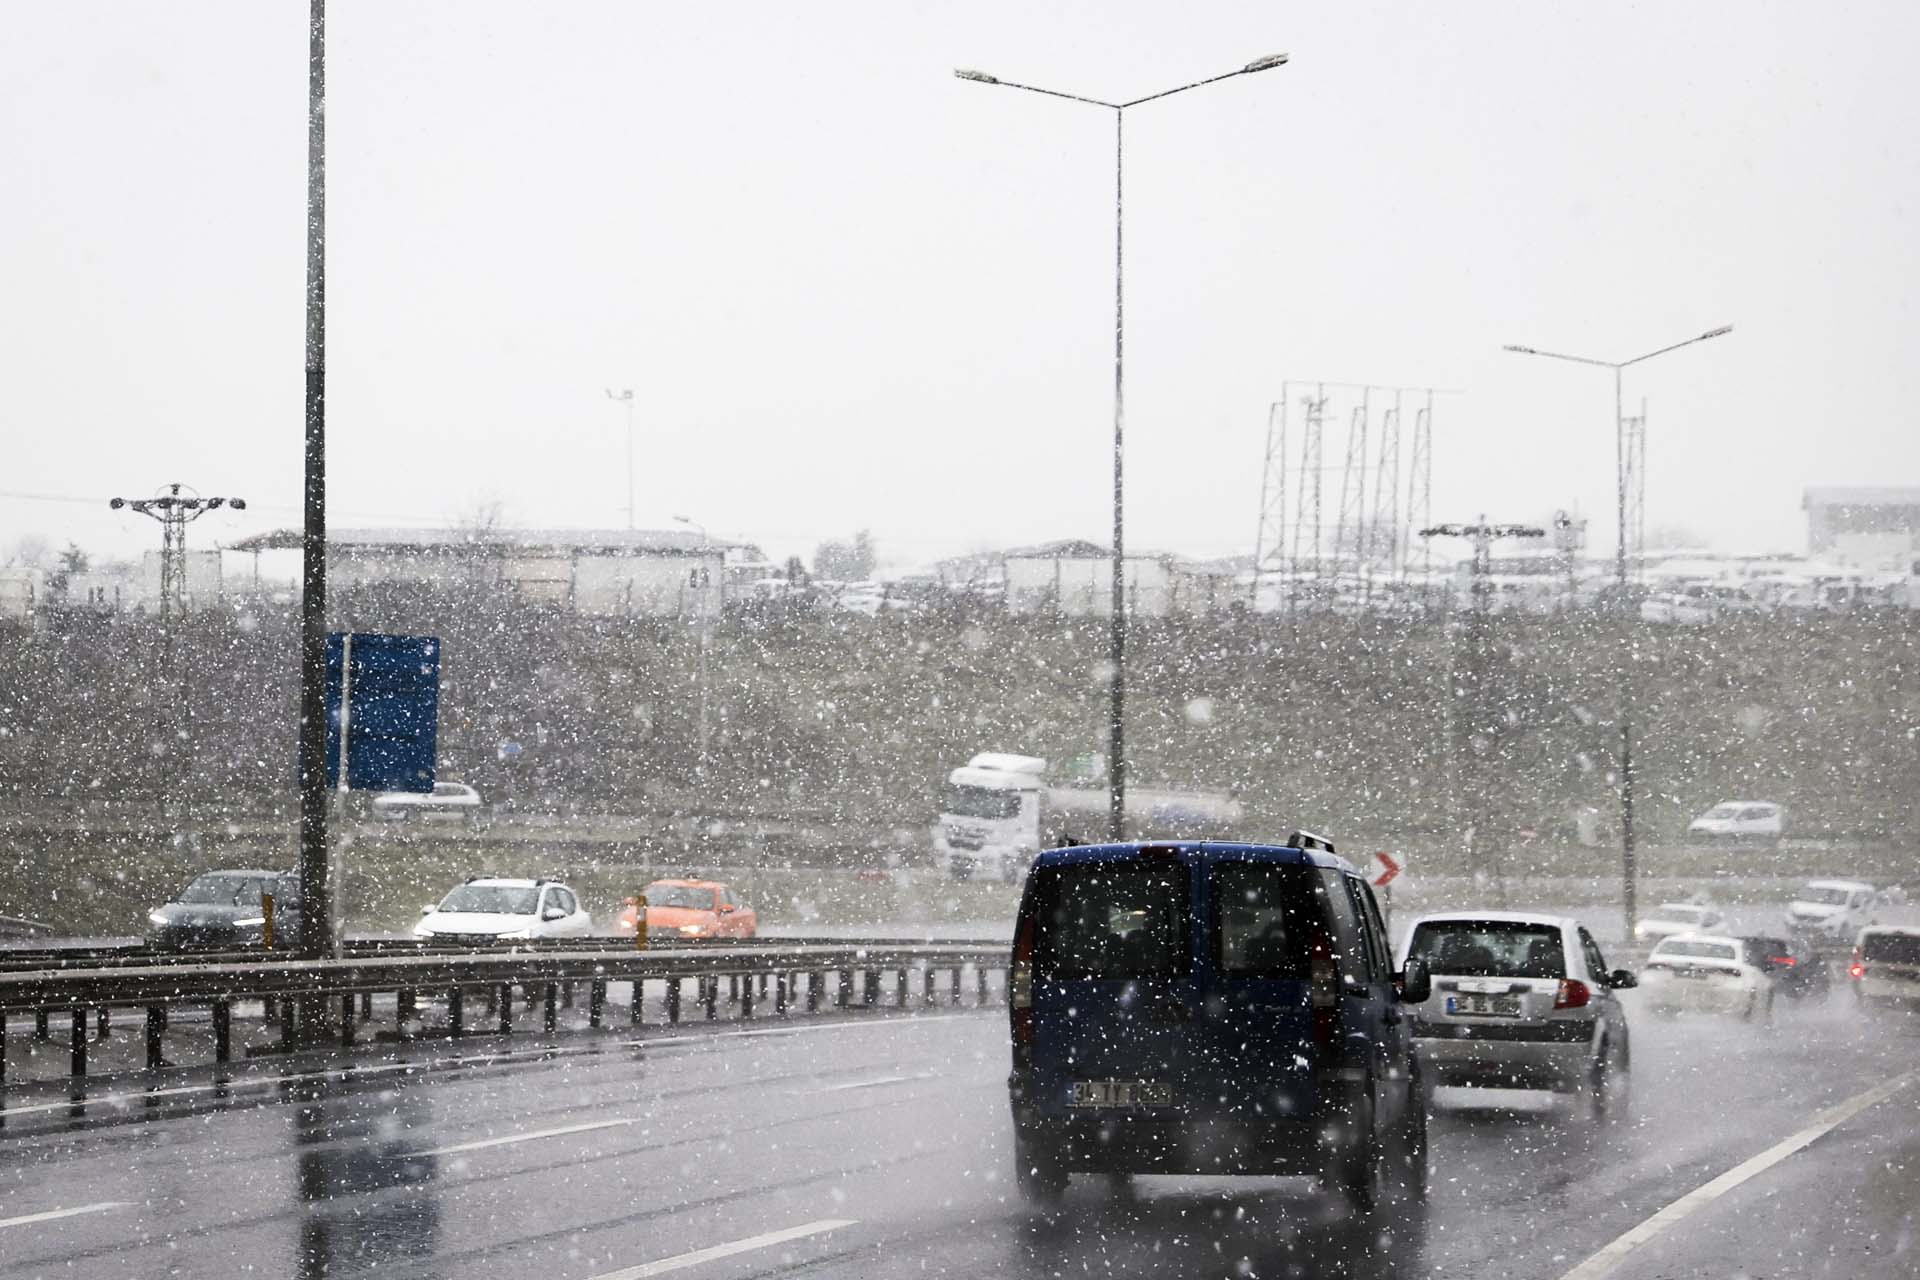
[[561, 981, 575, 1010], [145, 1006, 164, 1069], [95, 1006, 111, 1041], [499, 983, 514, 1035], [0, 1011, 6, 1083], [836, 969, 852, 1009], [340, 994, 356, 1048], [589, 979, 607, 1028], [281, 998, 297, 1052], [360, 991, 373, 1020], [35, 1008, 50, 1040], [741, 974, 755, 1020], [977, 965, 989, 1005], [629, 979, 644, 1027], [666, 979, 682, 1024], [449, 987, 466, 1040], [775, 972, 789, 1017], [922, 964, 935, 1008], [896, 968, 909, 1008], [862, 968, 878, 1007], [71, 1009, 87, 1077], [808, 970, 822, 1013], [544, 983, 559, 1034], [727, 974, 739, 1006], [397, 988, 417, 1028], [213, 1000, 231, 1063], [950, 967, 962, 1007], [702, 975, 719, 1021]]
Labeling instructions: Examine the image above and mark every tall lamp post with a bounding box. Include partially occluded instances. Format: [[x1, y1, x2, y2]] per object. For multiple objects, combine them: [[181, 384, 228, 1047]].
[[605, 388, 636, 530], [956, 53, 1290, 841], [1502, 324, 1732, 933], [673, 514, 713, 784]]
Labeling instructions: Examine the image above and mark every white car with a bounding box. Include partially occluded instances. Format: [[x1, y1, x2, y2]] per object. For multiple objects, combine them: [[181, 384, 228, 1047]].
[[1687, 801, 1783, 843], [1640, 933, 1773, 1021], [1850, 927, 1920, 1010], [1398, 911, 1635, 1118], [1633, 901, 1725, 944], [372, 781, 486, 828], [1784, 879, 1878, 944], [414, 878, 593, 942]]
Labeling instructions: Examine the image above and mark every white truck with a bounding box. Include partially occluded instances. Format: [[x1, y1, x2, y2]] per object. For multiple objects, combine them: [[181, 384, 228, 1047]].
[[932, 752, 1244, 881]]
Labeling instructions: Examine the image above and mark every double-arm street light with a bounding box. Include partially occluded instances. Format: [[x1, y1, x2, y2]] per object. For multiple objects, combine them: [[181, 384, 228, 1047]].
[[1502, 324, 1733, 933], [956, 54, 1289, 841]]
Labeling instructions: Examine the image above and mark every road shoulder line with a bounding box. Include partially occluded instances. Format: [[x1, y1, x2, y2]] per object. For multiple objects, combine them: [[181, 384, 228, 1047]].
[[1558, 1067, 1919, 1280], [587, 1218, 856, 1278]]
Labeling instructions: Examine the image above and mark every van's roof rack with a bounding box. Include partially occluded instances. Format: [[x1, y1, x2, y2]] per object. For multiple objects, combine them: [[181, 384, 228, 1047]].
[[1286, 830, 1337, 855]]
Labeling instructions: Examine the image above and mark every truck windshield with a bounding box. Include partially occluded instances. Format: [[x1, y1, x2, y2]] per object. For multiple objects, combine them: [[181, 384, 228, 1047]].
[[943, 784, 1020, 820], [1028, 861, 1189, 979]]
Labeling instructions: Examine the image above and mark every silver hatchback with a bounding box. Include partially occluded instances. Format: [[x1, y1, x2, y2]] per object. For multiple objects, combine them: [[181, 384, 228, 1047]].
[[1397, 912, 1636, 1118]]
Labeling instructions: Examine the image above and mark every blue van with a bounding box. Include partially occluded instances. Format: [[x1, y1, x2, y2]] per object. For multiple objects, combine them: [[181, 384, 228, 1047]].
[[1008, 839, 1432, 1209]]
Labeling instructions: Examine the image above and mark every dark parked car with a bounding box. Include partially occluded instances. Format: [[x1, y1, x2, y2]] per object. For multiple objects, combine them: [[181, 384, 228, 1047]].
[[1745, 934, 1831, 999], [147, 870, 301, 950], [1007, 837, 1431, 1215]]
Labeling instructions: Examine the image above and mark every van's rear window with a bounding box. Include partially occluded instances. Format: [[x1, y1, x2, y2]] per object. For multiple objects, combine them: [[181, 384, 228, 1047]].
[[1863, 933, 1920, 965], [1028, 862, 1189, 978], [1213, 862, 1317, 977]]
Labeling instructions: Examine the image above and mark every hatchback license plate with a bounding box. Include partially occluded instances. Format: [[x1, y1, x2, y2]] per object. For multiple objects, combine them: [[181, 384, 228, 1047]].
[[1447, 994, 1521, 1016], [1071, 1080, 1172, 1108]]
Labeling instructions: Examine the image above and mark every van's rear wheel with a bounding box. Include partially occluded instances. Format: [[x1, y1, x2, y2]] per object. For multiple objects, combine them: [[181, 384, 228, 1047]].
[[1328, 1098, 1387, 1214], [1015, 1140, 1067, 1206]]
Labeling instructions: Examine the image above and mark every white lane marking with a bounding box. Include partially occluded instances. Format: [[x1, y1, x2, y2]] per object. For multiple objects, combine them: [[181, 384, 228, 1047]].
[[587, 1218, 857, 1279], [0, 1011, 981, 1120], [412, 1115, 647, 1158], [0, 1201, 130, 1230], [1558, 1068, 1920, 1280], [811, 1070, 939, 1094]]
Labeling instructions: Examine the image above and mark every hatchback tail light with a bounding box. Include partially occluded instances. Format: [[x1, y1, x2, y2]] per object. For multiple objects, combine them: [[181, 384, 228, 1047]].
[[1848, 950, 1866, 981], [1554, 979, 1592, 1010]]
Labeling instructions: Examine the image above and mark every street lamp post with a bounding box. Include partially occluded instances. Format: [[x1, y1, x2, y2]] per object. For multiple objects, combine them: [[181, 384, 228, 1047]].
[[605, 388, 636, 530], [673, 514, 713, 784], [956, 54, 1289, 841], [1502, 325, 1732, 933]]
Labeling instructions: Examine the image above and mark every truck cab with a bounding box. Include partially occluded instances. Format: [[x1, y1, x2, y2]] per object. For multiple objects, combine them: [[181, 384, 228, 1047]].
[[933, 753, 1046, 882]]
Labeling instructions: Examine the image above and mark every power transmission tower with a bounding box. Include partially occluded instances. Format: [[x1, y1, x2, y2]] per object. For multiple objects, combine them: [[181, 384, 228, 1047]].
[[1419, 518, 1545, 902], [108, 483, 247, 809], [1333, 392, 1370, 580], [1404, 392, 1434, 603], [1368, 390, 1404, 598], [109, 484, 248, 618], [1250, 396, 1288, 609], [1291, 387, 1327, 612]]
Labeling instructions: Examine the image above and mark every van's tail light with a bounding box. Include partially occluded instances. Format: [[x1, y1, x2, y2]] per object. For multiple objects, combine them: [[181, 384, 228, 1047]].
[[1770, 955, 1795, 967], [1554, 979, 1591, 1010], [1310, 929, 1338, 1047], [1848, 950, 1866, 980], [1011, 915, 1036, 1047]]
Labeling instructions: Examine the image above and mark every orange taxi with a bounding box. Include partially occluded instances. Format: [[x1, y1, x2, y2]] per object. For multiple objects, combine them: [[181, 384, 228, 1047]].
[[616, 879, 758, 940]]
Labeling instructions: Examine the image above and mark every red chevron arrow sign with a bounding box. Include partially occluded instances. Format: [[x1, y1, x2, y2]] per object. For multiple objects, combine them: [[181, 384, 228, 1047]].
[[1368, 852, 1402, 888]]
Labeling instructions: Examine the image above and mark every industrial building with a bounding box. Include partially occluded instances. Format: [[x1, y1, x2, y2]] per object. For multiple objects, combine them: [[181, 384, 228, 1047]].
[[1804, 486, 1920, 568]]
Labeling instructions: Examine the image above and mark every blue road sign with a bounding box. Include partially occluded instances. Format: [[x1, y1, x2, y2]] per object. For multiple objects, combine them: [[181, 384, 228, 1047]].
[[325, 633, 440, 792]]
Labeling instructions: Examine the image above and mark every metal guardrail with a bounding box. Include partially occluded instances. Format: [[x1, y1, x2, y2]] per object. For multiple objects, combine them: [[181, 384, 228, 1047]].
[[0, 939, 1011, 1084]]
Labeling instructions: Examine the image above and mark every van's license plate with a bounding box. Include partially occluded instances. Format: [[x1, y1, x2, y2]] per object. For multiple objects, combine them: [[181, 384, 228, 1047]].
[[1447, 994, 1521, 1016], [1071, 1080, 1173, 1108]]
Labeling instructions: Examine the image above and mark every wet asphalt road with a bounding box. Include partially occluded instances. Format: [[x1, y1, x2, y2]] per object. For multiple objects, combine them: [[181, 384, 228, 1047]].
[[0, 990, 1914, 1280]]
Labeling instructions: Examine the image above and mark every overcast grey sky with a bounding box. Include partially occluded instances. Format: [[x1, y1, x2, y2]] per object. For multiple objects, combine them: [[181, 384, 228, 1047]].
[[3, 2, 1915, 571]]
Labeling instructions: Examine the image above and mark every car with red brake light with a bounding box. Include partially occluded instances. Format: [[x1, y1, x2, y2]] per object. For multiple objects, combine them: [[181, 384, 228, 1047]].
[[1397, 911, 1634, 1118], [616, 879, 757, 940], [1849, 926, 1920, 1010]]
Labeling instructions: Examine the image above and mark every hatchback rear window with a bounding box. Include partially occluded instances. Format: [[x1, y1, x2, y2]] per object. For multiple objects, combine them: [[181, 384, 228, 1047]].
[[1863, 933, 1920, 965], [1028, 862, 1188, 979], [1406, 920, 1566, 979]]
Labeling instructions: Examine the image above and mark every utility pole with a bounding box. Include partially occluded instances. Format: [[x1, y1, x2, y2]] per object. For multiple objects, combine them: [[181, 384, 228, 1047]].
[[605, 389, 636, 529], [109, 484, 246, 808], [1420, 519, 1545, 901]]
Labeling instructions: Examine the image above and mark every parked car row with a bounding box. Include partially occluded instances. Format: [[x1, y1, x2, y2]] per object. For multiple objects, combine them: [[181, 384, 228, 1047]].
[[147, 871, 756, 948]]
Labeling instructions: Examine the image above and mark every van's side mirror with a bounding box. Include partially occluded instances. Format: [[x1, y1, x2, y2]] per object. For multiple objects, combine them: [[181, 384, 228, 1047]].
[[1397, 957, 1432, 1004], [1609, 969, 1637, 990]]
